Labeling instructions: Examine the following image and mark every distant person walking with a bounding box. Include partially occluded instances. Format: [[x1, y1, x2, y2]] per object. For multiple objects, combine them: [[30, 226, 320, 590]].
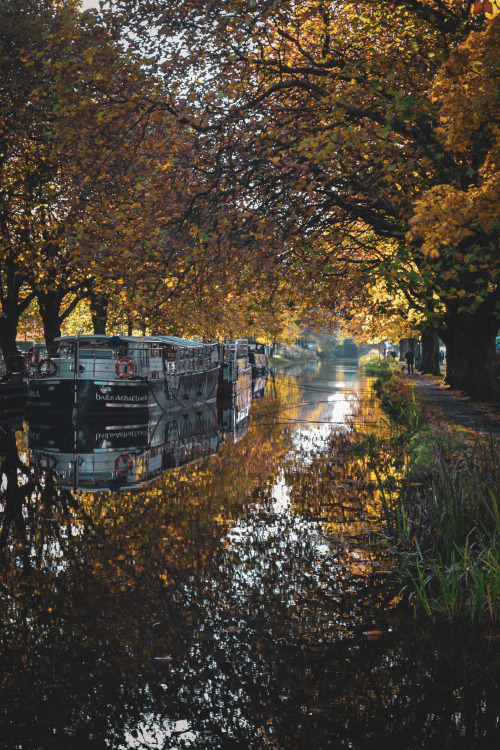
[[405, 348, 415, 374]]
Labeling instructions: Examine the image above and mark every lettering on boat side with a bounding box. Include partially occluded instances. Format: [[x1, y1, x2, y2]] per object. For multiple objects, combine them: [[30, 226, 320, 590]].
[[95, 429, 148, 440], [28, 390, 41, 398], [95, 393, 148, 402]]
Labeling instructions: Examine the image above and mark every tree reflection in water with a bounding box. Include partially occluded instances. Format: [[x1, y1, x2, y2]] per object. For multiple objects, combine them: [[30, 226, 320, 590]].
[[0, 362, 498, 749]]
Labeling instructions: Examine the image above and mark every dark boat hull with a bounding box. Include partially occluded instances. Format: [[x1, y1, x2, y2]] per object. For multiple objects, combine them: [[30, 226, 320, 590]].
[[217, 364, 252, 401], [28, 366, 219, 423], [0, 379, 28, 420]]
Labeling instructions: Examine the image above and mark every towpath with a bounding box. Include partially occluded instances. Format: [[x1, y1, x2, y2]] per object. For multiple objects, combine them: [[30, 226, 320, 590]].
[[406, 372, 500, 442]]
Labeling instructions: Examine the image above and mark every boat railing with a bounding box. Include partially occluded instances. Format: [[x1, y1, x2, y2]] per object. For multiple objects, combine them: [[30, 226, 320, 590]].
[[174, 344, 219, 375], [27, 339, 221, 382], [27, 342, 158, 381]]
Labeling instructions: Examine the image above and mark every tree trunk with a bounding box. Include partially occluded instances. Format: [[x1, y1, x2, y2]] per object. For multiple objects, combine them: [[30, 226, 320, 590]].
[[0, 318, 20, 363], [442, 303, 500, 402], [36, 290, 62, 348], [399, 338, 409, 362], [0, 259, 35, 371], [36, 287, 85, 348], [90, 292, 108, 335], [419, 327, 441, 375]]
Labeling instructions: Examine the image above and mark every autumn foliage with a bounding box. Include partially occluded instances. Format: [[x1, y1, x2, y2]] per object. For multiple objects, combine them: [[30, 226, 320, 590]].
[[0, 0, 499, 398]]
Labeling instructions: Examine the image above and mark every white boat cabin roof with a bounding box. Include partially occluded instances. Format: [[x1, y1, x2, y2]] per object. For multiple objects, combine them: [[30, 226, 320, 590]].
[[55, 334, 209, 351]]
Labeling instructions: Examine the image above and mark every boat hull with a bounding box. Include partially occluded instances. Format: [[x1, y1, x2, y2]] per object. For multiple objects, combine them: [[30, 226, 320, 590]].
[[0, 379, 27, 420], [28, 366, 220, 423]]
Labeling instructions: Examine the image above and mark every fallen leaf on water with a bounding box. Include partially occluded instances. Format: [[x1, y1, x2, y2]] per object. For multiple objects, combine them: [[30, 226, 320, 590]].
[[363, 630, 383, 639]]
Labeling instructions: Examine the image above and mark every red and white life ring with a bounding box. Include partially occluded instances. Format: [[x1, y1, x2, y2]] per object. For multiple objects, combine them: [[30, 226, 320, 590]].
[[37, 358, 58, 378], [115, 454, 133, 476], [27, 347, 40, 367], [115, 357, 134, 378]]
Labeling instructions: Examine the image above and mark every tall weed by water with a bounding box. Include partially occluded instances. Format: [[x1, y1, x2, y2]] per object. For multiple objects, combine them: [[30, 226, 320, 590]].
[[366, 371, 500, 624], [403, 438, 500, 622]]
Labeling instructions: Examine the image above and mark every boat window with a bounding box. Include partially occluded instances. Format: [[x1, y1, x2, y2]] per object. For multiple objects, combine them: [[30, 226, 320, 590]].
[[56, 344, 74, 358], [163, 345, 177, 361], [79, 347, 113, 359]]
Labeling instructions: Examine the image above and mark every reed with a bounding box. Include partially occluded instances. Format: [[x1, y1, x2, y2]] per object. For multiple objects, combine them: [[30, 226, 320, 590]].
[[363, 370, 500, 623], [402, 440, 500, 622]]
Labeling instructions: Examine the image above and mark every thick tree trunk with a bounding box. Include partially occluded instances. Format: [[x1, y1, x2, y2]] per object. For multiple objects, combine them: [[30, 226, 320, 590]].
[[0, 260, 35, 371], [419, 327, 441, 375], [36, 287, 85, 348], [0, 319, 20, 363], [442, 303, 500, 402], [90, 293, 108, 335], [36, 290, 62, 348]]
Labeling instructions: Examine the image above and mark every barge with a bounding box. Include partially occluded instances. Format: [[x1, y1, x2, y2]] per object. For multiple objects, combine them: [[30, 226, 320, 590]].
[[27, 334, 220, 422], [248, 342, 269, 376], [0, 353, 28, 420], [217, 339, 252, 399]]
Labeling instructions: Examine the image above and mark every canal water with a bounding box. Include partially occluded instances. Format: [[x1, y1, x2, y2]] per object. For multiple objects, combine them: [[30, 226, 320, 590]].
[[0, 360, 499, 749]]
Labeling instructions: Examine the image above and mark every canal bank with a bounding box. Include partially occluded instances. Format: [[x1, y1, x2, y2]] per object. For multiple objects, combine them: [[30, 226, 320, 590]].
[[405, 371, 500, 442], [362, 358, 500, 625]]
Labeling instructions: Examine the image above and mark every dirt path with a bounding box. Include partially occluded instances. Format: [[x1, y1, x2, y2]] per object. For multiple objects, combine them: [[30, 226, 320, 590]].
[[407, 373, 500, 441]]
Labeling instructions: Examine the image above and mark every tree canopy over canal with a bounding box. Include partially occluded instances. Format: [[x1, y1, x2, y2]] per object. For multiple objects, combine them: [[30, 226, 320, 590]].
[[1, 0, 499, 399]]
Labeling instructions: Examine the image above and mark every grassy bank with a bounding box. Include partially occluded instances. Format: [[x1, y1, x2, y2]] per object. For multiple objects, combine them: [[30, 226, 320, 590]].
[[360, 359, 500, 623], [269, 344, 319, 366]]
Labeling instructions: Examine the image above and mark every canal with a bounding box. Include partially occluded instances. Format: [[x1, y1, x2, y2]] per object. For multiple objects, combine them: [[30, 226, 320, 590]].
[[0, 360, 499, 749]]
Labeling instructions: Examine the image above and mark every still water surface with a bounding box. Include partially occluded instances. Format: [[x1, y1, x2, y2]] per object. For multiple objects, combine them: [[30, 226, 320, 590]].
[[0, 361, 499, 749]]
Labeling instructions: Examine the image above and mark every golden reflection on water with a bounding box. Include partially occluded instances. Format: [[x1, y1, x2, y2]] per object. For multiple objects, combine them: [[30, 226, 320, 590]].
[[0, 361, 498, 749]]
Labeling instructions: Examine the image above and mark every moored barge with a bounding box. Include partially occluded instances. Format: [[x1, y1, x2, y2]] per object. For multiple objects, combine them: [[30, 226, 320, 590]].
[[27, 334, 220, 422], [218, 339, 252, 399], [247, 341, 269, 376]]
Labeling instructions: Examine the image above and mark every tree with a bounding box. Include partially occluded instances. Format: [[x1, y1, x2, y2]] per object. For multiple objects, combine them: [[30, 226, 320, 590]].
[[0, 0, 161, 354], [118, 0, 498, 398], [408, 13, 500, 395]]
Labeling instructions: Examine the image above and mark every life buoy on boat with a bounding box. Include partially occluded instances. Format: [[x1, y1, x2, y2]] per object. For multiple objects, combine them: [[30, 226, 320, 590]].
[[37, 358, 58, 378], [115, 357, 134, 378], [115, 454, 133, 476], [27, 347, 39, 367]]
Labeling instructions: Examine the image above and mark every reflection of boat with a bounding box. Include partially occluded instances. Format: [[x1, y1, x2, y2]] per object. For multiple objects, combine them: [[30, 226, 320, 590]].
[[248, 342, 269, 376], [252, 372, 268, 399], [217, 368, 252, 442], [27, 334, 220, 421], [28, 401, 221, 491]]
